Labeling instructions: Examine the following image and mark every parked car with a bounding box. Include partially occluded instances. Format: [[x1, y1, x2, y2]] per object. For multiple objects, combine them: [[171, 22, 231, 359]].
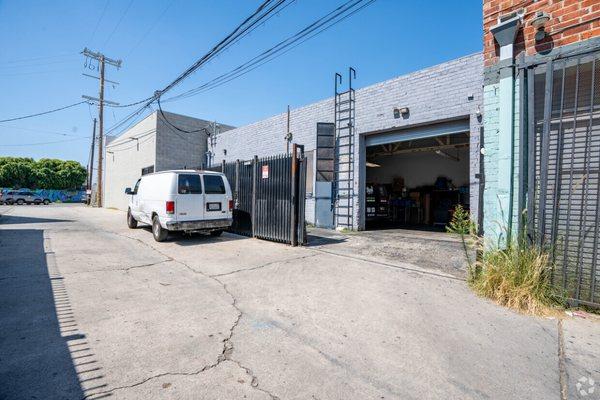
[[1, 191, 52, 205], [125, 170, 233, 242]]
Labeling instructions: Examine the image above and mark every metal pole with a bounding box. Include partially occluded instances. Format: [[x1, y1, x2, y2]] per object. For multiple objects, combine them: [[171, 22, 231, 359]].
[[251, 155, 258, 238], [96, 55, 105, 207], [291, 144, 298, 246]]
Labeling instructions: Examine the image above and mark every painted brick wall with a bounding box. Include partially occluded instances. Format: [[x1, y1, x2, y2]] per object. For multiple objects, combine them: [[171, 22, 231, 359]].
[[212, 53, 484, 229], [484, 0, 600, 67], [155, 111, 214, 171], [105, 111, 225, 211], [105, 113, 157, 211]]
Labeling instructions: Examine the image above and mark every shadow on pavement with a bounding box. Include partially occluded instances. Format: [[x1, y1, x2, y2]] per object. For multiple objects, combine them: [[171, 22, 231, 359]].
[[0, 214, 72, 225], [0, 229, 105, 399], [138, 226, 248, 246]]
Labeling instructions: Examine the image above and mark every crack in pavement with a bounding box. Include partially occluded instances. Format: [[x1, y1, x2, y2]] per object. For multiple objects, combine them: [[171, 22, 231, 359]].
[[0, 259, 172, 281], [210, 253, 319, 278], [81, 229, 280, 400], [557, 319, 568, 400]]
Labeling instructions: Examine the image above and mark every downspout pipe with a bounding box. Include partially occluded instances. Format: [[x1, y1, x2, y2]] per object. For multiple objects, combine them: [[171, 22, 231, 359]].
[[490, 14, 522, 245]]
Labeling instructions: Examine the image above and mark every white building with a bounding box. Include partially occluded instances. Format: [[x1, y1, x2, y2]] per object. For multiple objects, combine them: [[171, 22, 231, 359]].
[[104, 110, 233, 210]]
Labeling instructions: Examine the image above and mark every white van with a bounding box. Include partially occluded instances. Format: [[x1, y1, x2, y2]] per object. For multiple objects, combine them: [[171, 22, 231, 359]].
[[125, 170, 233, 242]]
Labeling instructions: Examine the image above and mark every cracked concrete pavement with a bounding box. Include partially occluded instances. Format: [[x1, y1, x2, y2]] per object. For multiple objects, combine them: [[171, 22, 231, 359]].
[[1, 204, 598, 400]]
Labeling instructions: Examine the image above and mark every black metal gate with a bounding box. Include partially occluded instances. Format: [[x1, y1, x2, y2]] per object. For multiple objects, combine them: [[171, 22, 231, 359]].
[[522, 52, 600, 307], [208, 145, 306, 245]]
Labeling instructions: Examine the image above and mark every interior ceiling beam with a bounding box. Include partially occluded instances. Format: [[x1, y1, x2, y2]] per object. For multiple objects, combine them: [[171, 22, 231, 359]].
[[369, 142, 469, 158]]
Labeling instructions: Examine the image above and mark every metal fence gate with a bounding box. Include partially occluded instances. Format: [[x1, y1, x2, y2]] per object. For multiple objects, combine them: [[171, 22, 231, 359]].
[[209, 145, 306, 245], [522, 51, 600, 307]]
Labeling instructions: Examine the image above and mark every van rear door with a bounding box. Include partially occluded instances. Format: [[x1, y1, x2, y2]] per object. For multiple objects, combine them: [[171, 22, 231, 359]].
[[175, 173, 203, 222], [202, 174, 228, 220]]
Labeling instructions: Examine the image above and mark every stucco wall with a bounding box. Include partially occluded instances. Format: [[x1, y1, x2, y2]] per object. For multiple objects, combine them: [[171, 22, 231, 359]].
[[105, 113, 157, 211]]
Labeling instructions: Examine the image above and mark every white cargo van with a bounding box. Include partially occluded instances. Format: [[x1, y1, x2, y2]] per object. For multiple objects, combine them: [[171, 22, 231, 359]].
[[125, 170, 233, 242]]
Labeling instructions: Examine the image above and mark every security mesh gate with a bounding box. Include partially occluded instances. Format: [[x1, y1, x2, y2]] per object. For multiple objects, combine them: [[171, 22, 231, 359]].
[[524, 52, 600, 307], [209, 147, 306, 245]]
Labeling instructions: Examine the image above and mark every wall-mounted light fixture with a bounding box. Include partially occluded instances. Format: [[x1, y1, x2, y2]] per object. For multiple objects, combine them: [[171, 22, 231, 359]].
[[530, 11, 551, 42], [393, 107, 409, 119], [223, 149, 227, 156]]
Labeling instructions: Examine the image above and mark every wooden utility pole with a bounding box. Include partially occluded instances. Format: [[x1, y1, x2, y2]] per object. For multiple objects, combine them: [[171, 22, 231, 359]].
[[97, 56, 105, 207], [87, 118, 97, 193], [81, 48, 121, 207]]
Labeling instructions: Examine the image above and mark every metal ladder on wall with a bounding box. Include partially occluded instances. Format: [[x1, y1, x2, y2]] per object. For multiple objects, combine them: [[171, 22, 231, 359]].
[[333, 67, 356, 230]]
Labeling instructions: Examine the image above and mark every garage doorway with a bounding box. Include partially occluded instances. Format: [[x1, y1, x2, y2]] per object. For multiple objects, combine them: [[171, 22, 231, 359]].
[[364, 121, 470, 231]]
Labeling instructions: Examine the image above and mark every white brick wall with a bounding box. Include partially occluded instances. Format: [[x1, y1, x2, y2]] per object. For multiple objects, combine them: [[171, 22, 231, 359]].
[[212, 53, 484, 229]]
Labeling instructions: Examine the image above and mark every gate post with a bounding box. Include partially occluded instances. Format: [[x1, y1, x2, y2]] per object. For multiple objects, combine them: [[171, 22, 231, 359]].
[[221, 159, 226, 173], [291, 144, 298, 246], [235, 159, 240, 207], [251, 155, 258, 238]]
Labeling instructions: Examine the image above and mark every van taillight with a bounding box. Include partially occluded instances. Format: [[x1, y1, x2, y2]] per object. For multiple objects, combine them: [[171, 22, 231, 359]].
[[166, 201, 175, 214], [228, 199, 234, 211]]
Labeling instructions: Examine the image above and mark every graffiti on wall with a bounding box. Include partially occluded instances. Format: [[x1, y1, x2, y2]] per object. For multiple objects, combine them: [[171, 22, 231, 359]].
[[1, 188, 86, 203]]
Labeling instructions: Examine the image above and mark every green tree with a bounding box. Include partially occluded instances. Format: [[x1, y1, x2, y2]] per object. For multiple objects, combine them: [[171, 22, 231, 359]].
[[0, 159, 36, 188], [0, 157, 87, 189]]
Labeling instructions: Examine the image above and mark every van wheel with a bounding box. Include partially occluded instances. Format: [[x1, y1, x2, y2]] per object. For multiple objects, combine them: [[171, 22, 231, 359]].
[[152, 215, 168, 242], [210, 230, 223, 237], [43, 199, 50, 205], [127, 209, 138, 229]]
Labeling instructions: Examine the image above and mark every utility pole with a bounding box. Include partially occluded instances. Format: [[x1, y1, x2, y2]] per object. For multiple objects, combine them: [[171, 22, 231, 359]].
[[81, 48, 122, 207], [87, 118, 97, 201]]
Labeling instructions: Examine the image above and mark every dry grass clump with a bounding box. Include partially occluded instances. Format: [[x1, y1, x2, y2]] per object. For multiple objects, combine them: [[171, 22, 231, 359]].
[[447, 206, 562, 315], [472, 241, 559, 315]]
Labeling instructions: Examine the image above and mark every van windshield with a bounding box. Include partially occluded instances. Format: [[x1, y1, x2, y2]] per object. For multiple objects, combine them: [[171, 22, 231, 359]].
[[203, 175, 225, 194], [178, 174, 202, 194]]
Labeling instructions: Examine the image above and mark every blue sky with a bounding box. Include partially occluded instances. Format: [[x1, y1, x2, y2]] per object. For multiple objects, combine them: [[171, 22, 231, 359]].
[[0, 0, 482, 165]]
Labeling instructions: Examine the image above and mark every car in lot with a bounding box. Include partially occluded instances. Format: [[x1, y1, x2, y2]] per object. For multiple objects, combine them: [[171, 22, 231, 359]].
[[125, 170, 233, 242], [0, 191, 52, 205]]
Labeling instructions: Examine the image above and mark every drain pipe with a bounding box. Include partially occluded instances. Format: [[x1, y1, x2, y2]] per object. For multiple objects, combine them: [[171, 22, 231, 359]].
[[490, 13, 522, 244]]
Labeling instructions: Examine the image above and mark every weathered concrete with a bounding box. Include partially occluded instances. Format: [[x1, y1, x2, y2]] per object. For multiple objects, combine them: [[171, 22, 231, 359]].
[[0, 204, 597, 399]]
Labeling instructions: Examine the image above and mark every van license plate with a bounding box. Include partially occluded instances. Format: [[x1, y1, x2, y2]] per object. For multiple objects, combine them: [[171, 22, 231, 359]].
[[207, 202, 221, 211]]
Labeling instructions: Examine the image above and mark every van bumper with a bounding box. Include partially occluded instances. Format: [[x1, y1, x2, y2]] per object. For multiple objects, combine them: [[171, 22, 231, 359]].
[[166, 218, 232, 231]]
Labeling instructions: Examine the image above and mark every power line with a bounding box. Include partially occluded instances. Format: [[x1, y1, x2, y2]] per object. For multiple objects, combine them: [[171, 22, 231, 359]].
[[165, 0, 375, 103], [125, 0, 176, 57], [0, 101, 88, 123], [103, 0, 135, 48], [89, 0, 111, 45], [0, 137, 90, 147], [105, 0, 290, 138], [157, 97, 206, 133], [0, 124, 88, 138], [0, 53, 78, 65]]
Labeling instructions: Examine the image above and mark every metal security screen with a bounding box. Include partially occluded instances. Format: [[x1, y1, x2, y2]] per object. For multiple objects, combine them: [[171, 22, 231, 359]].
[[524, 53, 600, 307]]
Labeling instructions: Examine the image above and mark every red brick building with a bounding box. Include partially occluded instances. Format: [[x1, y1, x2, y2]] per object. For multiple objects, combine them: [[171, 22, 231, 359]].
[[481, 0, 600, 307], [484, 0, 600, 66]]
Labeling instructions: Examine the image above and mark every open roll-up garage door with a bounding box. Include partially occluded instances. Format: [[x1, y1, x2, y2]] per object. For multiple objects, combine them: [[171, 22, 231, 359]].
[[364, 118, 471, 231], [365, 119, 470, 147]]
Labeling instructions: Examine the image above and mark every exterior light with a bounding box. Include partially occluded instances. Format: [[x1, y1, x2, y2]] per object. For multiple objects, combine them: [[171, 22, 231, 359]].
[[393, 107, 409, 119], [530, 11, 550, 42]]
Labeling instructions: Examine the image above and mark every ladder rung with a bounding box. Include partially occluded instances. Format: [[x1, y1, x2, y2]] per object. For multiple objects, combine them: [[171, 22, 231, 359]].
[[337, 108, 352, 113]]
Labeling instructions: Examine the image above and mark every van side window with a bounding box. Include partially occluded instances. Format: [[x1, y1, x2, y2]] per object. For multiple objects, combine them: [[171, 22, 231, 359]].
[[178, 174, 202, 194], [203, 175, 225, 194], [133, 179, 141, 194]]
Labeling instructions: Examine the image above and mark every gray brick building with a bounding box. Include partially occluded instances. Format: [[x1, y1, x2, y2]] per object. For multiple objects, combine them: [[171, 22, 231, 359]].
[[104, 111, 233, 210], [210, 53, 483, 231]]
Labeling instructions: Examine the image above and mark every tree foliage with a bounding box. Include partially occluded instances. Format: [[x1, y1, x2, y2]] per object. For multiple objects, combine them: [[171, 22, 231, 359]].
[[0, 157, 87, 190]]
